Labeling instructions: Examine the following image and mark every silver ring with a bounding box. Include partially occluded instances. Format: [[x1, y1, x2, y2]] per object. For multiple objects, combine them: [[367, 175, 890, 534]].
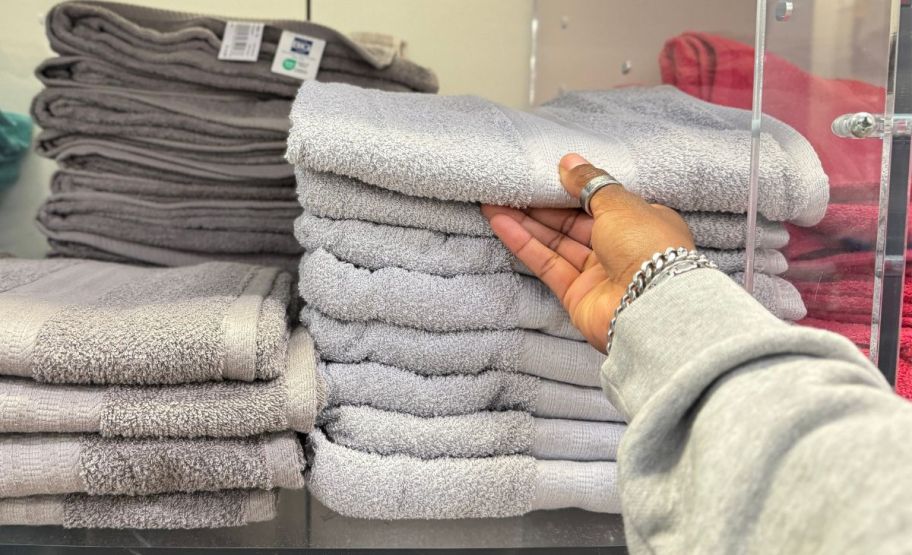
[[579, 174, 623, 216]]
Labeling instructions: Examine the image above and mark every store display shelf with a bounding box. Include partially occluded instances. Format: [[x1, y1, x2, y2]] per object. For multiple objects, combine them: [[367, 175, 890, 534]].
[[0, 490, 628, 554]]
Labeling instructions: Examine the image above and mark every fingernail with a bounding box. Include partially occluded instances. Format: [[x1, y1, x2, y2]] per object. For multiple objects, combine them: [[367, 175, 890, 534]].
[[560, 153, 588, 170]]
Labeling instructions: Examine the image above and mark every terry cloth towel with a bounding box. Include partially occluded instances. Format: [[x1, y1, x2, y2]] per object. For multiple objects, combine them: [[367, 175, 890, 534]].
[[302, 306, 604, 387], [46, 2, 439, 95], [296, 168, 791, 250], [320, 405, 625, 461], [36, 54, 418, 94], [0, 431, 305, 497], [49, 140, 294, 183], [300, 249, 804, 330], [0, 257, 290, 384], [321, 362, 623, 423], [294, 211, 789, 276], [306, 430, 620, 518], [660, 32, 883, 202], [0, 328, 324, 437], [31, 86, 291, 146], [286, 83, 828, 225], [42, 238, 299, 272], [52, 169, 297, 202], [0, 489, 277, 529], [38, 191, 301, 258], [300, 248, 581, 339], [38, 131, 288, 167]]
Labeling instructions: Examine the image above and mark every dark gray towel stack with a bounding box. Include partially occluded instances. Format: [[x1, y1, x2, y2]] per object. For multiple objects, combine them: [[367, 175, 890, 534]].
[[31, 1, 438, 271], [0, 257, 325, 529]]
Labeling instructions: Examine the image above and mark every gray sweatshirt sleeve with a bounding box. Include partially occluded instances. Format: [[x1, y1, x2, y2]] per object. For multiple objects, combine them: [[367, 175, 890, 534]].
[[602, 268, 912, 554]]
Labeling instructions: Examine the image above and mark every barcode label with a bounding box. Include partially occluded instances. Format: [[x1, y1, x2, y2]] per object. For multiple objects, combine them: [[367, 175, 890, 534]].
[[218, 21, 264, 62]]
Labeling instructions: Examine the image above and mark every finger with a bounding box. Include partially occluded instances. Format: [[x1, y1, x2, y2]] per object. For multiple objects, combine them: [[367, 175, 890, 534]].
[[486, 213, 580, 306], [558, 153, 646, 219], [482, 205, 591, 271], [522, 207, 593, 245]]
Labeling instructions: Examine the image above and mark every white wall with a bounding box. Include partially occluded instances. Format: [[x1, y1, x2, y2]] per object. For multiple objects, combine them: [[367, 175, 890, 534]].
[[311, 0, 534, 109], [531, 0, 757, 105]]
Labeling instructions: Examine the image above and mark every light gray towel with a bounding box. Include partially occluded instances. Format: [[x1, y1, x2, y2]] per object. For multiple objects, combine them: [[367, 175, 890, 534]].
[[31, 86, 291, 146], [0, 257, 290, 384], [302, 307, 603, 387], [321, 362, 623, 422], [46, 3, 439, 95], [0, 432, 304, 497], [321, 405, 625, 461], [296, 167, 791, 249], [300, 248, 802, 331], [52, 169, 297, 202], [43, 237, 299, 273], [51, 139, 294, 182], [0, 490, 277, 529], [0, 327, 324, 437], [294, 210, 788, 276], [38, 192, 302, 259], [307, 430, 621, 518], [300, 248, 582, 339], [287, 83, 828, 225], [37, 55, 418, 94]]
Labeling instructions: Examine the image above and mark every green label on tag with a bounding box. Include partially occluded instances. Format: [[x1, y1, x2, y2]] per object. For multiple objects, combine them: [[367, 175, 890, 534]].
[[282, 58, 296, 70]]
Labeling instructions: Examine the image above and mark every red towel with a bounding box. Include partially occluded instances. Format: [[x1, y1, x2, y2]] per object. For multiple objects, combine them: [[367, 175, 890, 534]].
[[661, 32, 910, 397], [660, 32, 884, 198]]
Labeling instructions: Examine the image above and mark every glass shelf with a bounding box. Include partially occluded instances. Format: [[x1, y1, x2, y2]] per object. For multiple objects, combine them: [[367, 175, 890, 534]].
[[0, 490, 628, 553]]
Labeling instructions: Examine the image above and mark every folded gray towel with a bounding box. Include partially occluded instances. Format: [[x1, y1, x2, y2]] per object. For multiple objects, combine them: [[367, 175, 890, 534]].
[[0, 432, 304, 497], [51, 140, 294, 183], [302, 307, 602, 387], [0, 327, 323, 437], [37, 55, 418, 94], [300, 248, 802, 332], [38, 131, 288, 166], [47, 3, 439, 95], [38, 192, 302, 261], [52, 169, 297, 202], [43, 236, 299, 272], [296, 167, 791, 249], [0, 489, 277, 529], [321, 405, 625, 461], [295, 210, 788, 276], [307, 430, 620, 518], [0, 257, 290, 384], [32, 87, 290, 146], [322, 362, 623, 422], [287, 83, 828, 225], [300, 249, 581, 339]]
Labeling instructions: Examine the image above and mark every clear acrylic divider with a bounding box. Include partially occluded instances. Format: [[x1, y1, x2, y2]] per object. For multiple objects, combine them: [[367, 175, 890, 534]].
[[753, 0, 903, 389]]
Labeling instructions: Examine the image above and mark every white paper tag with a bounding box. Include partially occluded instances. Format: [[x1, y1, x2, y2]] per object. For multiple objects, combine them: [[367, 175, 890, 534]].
[[270, 30, 326, 80], [218, 21, 265, 62]]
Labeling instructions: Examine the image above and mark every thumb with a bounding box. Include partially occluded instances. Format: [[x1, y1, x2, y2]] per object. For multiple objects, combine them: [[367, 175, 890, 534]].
[[558, 153, 644, 218]]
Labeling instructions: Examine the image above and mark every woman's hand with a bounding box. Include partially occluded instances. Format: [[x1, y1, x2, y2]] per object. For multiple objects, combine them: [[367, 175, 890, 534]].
[[481, 153, 695, 352]]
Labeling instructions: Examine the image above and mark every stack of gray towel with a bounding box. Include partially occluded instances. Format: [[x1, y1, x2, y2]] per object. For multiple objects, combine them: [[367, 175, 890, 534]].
[[287, 82, 829, 519], [0, 257, 324, 529], [31, 1, 438, 271]]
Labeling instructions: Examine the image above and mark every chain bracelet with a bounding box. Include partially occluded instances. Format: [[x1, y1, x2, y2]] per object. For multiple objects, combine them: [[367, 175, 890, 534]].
[[605, 247, 717, 354]]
